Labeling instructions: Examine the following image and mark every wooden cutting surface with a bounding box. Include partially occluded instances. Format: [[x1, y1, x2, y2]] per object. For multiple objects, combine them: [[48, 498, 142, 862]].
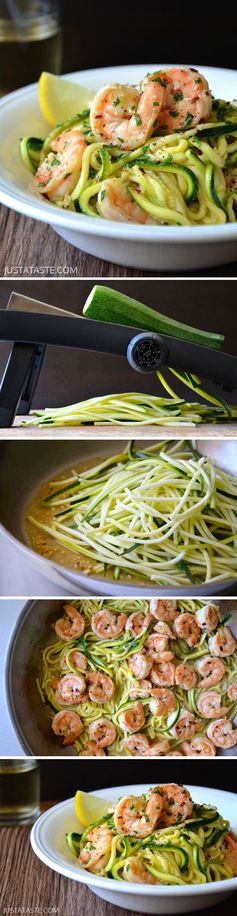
[[1, 419, 237, 438], [1, 204, 237, 277], [0, 802, 237, 916]]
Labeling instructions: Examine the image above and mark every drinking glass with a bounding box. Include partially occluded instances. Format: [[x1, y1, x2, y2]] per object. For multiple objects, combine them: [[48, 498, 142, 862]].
[[0, 758, 40, 824], [0, 1, 62, 95]]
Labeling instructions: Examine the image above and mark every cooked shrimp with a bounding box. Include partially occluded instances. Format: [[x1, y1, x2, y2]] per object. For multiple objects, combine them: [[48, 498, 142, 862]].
[[114, 790, 163, 837], [90, 76, 165, 150], [149, 688, 176, 718], [91, 609, 127, 639], [125, 611, 153, 637], [129, 651, 152, 680], [80, 742, 106, 757], [34, 129, 86, 200], [156, 783, 193, 827], [208, 627, 236, 657], [52, 709, 83, 746], [207, 718, 237, 748], [144, 633, 173, 661], [153, 621, 174, 639], [60, 649, 87, 672], [97, 176, 155, 224], [124, 733, 149, 755], [88, 718, 117, 748], [175, 663, 197, 690], [54, 604, 85, 642], [223, 833, 237, 875], [150, 599, 178, 622], [227, 682, 237, 701], [197, 690, 228, 719], [181, 737, 216, 757], [143, 738, 170, 756], [87, 671, 114, 704], [173, 613, 201, 647], [53, 673, 86, 705], [119, 701, 145, 733], [195, 656, 225, 690], [170, 709, 202, 740], [150, 661, 175, 687], [195, 603, 219, 632], [123, 856, 158, 884], [78, 825, 112, 873], [158, 67, 212, 133], [129, 679, 153, 699]]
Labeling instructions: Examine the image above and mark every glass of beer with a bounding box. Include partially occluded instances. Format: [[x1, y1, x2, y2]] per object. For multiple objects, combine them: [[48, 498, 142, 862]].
[[0, 759, 40, 824], [0, 1, 62, 96]]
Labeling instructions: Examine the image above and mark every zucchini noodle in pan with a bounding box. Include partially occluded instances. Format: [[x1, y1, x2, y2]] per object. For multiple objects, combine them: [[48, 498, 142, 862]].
[[38, 598, 237, 756], [27, 441, 237, 587], [21, 67, 237, 226], [68, 784, 237, 883]]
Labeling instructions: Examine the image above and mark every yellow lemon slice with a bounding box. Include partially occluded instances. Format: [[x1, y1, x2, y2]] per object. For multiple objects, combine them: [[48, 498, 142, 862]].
[[74, 790, 111, 828], [38, 71, 94, 127]]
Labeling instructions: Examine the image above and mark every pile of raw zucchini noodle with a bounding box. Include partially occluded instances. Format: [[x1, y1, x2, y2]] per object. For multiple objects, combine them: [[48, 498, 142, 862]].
[[68, 790, 235, 883], [26, 391, 237, 428], [39, 598, 237, 757], [21, 98, 237, 225], [28, 440, 237, 586]]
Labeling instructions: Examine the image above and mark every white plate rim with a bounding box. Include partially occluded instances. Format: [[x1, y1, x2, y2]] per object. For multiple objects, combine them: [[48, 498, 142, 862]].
[[31, 783, 237, 897], [1, 64, 237, 243]]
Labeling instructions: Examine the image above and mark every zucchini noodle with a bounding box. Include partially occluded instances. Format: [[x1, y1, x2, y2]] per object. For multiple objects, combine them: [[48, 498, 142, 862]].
[[38, 598, 237, 756], [27, 441, 237, 587], [67, 788, 237, 884], [24, 392, 237, 428], [20, 95, 237, 226]]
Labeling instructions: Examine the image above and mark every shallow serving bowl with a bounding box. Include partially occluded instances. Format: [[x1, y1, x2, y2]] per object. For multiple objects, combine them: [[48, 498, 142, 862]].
[[5, 598, 237, 756], [0, 439, 237, 596], [0, 64, 237, 271], [31, 784, 237, 914]]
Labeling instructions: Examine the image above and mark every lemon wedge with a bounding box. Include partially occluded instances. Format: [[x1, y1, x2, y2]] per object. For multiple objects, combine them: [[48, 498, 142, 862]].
[[38, 71, 94, 127], [74, 790, 111, 828]]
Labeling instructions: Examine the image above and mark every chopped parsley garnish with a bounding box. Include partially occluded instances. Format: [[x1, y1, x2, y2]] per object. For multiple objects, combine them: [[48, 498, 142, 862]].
[[195, 78, 202, 84], [100, 189, 106, 201], [113, 97, 121, 107], [184, 112, 193, 127], [135, 114, 142, 126], [173, 91, 183, 101], [152, 76, 166, 87], [51, 158, 60, 166], [169, 110, 179, 118]]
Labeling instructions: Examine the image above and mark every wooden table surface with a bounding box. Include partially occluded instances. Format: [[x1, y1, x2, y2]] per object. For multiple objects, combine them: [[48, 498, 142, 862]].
[[1, 803, 237, 916], [2, 205, 237, 278], [1, 419, 237, 438]]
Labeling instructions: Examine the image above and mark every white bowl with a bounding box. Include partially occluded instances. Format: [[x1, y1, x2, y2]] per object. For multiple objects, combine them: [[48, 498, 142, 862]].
[[1, 64, 237, 271], [31, 783, 237, 914]]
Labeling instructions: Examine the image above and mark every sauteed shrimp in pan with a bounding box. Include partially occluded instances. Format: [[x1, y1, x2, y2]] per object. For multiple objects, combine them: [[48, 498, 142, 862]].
[[38, 598, 237, 756]]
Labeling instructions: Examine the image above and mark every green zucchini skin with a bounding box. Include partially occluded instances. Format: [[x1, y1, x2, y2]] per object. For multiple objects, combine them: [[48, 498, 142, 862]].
[[83, 285, 224, 350], [131, 159, 199, 205], [66, 832, 82, 855], [197, 122, 237, 138], [205, 165, 227, 214]]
